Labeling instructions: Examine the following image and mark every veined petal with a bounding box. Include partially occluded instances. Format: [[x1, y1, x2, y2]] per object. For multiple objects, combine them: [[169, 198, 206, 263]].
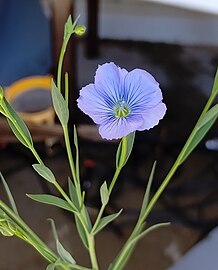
[[99, 114, 144, 140], [124, 69, 163, 110], [77, 84, 112, 124], [94, 63, 127, 102], [138, 102, 167, 130]]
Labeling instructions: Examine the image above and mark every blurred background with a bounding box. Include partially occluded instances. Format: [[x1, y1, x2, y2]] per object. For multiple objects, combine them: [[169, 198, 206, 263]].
[[0, 0, 218, 269]]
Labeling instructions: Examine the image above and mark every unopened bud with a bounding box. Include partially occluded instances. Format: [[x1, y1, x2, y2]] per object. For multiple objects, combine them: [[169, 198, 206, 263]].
[[75, 25, 86, 36]]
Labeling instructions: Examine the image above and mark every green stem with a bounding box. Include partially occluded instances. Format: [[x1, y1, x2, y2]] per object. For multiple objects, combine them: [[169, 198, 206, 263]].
[[63, 125, 81, 197], [87, 235, 99, 270], [91, 206, 105, 234], [30, 146, 44, 164], [57, 34, 71, 92], [92, 137, 127, 233], [65, 72, 69, 107], [109, 136, 127, 195]]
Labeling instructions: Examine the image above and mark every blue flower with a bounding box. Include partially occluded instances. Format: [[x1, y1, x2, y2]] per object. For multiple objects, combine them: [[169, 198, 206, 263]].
[[77, 62, 166, 140]]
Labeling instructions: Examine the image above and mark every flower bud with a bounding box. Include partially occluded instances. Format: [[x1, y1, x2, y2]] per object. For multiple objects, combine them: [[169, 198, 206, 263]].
[[75, 25, 86, 36]]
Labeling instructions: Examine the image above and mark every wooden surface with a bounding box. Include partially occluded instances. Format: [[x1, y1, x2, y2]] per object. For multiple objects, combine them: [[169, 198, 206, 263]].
[[0, 117, 63, 143]]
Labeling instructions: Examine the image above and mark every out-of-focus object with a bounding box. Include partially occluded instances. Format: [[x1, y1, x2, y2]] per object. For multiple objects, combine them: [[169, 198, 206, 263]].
[[168, 226, 218, 270], [5, 76, 54, 125], [142, 0, 218, 15], [205, 138, 218, 151]]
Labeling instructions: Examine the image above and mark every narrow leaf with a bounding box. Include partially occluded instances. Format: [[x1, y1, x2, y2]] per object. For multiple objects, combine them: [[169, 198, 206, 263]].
[[68, 178, 80, 210], [57, 240, 76, 265], [32, 164, 56, 184], [48, 218, 58, 241], [128, 222, 170, 247], [92, 209, 123, 235], [75, 216, 89, 249], [48, 219, 76, 264], [110, 223, 169, 270], [74, 125, 80, 182], [211, 68, 218, 94], [100, 181, 109, 206], [139, 161, 157, 219], [27, 194, 77, 213], [51, 79, 69, 126], [0, 172, 18, 215], [116, 132, 135, 168], [180, 108, 218, 164], [3, 98, 33, 147], [81, 206, 92, 230], [64, 15, 73, 39], [197, 104, 218, 129]]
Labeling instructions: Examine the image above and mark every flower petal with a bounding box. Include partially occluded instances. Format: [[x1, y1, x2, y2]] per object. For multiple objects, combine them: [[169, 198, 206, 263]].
[[77, 84, 112, 124], [94, 62, 128, 102], [138, 102, 167, 130], [99, 114, 144, 140], [123, 69, 163, 111]]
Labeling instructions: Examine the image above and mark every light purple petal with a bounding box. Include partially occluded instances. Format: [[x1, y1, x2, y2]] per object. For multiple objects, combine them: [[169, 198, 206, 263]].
[[77, 84, 112, 124], [138, 102, 167, 130], [123, 69, 163, 111], [94, 63, 127, 102], [99, 114, 144, 140]]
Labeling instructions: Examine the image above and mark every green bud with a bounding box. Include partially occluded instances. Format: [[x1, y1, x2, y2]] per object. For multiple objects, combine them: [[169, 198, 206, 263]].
[[75, 25, 86, 36], [0, 220, 16, 237]]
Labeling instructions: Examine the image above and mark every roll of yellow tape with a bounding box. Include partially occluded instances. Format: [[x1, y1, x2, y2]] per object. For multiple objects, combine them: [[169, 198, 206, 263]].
[[5, 76, 55, 125]]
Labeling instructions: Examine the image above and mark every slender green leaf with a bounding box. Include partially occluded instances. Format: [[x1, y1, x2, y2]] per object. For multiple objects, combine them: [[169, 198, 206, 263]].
[[3, 98, 33, 147], [27, 194, 77, 213], [81, 206, 92, 230], [72, 15, 81, 31], [180, 107, 218, 164], [64, 15, 73, 39], [116, 132, 135, 168], [211, 68, 218, 94], [0, 85, 3, 101], [68, 178, 80, 210], [108, 223, 144, 270], [48, 219, 76, 265], [197, 104, 218, 129], [74, 125, 80, 182], [110, 223, 169, 270], [100, 181, 109, 206], [75, 216, 89, 249], [57, 241, 76, 265], [51, 79, 69, 126], [48, 218, 59, 241], [139, 161, 157, 219], [92, 209, 123, 235], [0, 172, 18, 215], [128, 222, 170, 247], [32, 164, 56, 184]]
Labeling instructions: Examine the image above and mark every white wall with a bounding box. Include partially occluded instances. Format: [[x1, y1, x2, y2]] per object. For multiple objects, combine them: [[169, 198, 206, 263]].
[[75, 0, 218, 46]]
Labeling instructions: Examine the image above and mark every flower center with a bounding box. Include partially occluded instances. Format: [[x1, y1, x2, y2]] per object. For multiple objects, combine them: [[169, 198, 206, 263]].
[[113, 100, 131, 118]]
